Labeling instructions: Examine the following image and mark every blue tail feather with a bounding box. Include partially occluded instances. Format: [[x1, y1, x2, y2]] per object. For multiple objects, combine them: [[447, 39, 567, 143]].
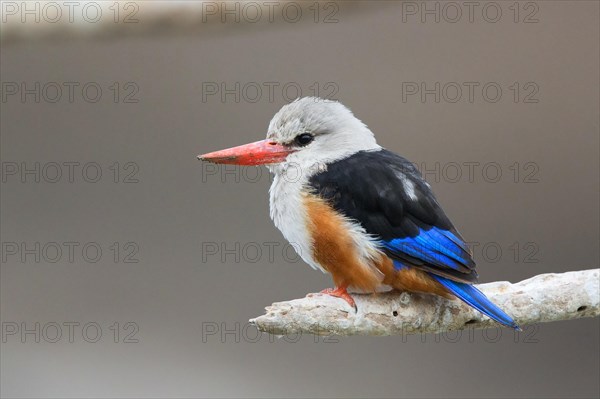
[[430, 274, 520, 330]]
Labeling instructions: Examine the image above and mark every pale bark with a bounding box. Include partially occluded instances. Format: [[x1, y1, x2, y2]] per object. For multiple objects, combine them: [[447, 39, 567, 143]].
[[0, 2, 373, 44], [250, 269, 600, 336]]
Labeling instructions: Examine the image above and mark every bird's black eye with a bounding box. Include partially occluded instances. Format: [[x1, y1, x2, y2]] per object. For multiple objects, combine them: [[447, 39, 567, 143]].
[[294, 133, 314, 147]]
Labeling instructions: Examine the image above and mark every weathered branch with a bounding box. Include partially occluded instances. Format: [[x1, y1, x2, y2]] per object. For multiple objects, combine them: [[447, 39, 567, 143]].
[[0, 2, 378, 45], [250, 269, 599, 336]]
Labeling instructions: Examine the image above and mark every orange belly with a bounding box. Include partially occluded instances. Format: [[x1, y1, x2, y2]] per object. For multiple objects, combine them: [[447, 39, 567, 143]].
[[304, 193, 450, 297], [304, 193, 382, 292]]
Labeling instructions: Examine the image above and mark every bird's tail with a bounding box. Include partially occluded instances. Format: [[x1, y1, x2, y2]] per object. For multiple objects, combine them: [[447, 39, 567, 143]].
[[430, 274, 520, 330]]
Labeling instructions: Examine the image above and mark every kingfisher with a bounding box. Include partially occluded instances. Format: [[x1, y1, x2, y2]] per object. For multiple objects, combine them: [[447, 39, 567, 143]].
[[199, 97, 519, 329]]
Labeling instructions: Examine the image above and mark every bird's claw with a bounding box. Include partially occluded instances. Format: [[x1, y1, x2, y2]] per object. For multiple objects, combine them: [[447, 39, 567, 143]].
[[319, 286, 357, 312]]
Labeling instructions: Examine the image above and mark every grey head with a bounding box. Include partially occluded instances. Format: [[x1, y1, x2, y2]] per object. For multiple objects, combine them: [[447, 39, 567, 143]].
[[266, 97, 380, 176]]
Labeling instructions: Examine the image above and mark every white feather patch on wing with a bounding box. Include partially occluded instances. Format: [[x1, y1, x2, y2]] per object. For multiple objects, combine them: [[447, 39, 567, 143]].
[[393, 170, 418, 201]]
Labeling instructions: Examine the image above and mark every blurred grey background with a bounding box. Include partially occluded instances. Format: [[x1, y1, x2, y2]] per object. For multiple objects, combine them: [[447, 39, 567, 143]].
[[1, 1, 599, 398]]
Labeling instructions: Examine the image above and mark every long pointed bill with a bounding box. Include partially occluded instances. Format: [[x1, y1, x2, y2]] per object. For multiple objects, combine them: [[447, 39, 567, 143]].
[[197, 139, 294, 166]]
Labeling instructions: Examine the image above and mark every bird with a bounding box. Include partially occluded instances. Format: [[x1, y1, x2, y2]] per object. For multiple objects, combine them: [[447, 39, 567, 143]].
[[199, 97, 519, 330]]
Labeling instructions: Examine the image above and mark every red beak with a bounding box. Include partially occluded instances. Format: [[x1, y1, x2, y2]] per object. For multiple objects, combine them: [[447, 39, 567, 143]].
[[197, 139, 294, 166]]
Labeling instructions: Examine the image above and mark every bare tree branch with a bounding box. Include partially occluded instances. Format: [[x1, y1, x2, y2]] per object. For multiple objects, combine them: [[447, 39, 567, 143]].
[[250, 269, 599, 336], [0, 1, 379, 45]]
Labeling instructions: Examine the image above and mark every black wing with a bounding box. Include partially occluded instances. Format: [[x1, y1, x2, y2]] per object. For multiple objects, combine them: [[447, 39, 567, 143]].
[[308, 149, 477, 283]]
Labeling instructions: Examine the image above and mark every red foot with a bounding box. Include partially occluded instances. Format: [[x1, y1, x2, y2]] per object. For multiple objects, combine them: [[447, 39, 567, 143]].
[[320, 286, 357, 311]]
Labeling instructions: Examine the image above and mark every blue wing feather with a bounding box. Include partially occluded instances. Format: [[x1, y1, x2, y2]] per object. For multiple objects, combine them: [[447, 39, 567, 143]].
[[382, 227, 474, 274], [430, 274, 520, 330]]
